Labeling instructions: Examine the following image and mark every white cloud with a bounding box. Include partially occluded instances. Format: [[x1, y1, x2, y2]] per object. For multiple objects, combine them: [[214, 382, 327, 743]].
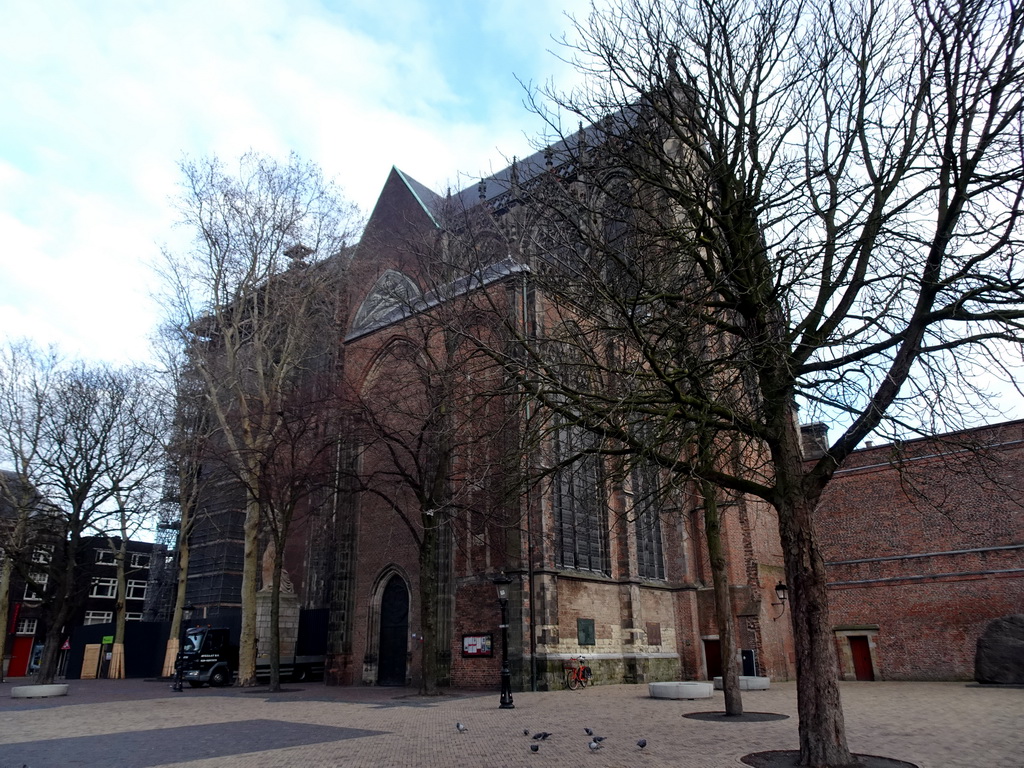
[[2, 0, 583, 365]]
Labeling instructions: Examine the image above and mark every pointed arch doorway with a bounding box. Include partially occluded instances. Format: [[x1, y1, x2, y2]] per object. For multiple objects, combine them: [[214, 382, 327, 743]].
[[377, 575, 409, 686]]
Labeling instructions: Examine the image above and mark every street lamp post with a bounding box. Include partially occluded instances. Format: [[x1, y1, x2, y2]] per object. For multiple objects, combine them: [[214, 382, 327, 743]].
[[771, 581, 789, 620], [493, 574, 514, 709], [172, 603, 195, 692]]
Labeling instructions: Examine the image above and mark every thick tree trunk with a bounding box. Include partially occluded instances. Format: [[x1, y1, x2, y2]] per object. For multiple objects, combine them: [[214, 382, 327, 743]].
[[418, 520, 440, 695], [35, 587, 74, 684], [776, 413, 854, 767], [237, 492, 261, 686], [162, 528, 191, 675], [114, 543, 127, 646], [109, 541, 128, 679], [269, 546, 283, 692], [782, 500, 853, 766], [36, 621, 64, 684], [35, 536, 79, 685], [164, 516, 192, 677], [702, 481, 743, 716]]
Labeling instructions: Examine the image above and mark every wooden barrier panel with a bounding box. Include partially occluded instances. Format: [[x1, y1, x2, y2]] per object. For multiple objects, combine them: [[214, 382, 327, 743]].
[[80, 644, 101, 679], [162, 637, 179, 678], [109, 643, 125, 679]]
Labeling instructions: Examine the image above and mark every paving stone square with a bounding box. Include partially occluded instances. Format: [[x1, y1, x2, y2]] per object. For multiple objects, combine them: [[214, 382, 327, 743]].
[[0, 679, 1019, 767]]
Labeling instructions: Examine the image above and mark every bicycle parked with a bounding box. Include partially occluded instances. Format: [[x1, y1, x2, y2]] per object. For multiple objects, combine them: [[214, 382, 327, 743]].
[[564, 655, 593, 689]]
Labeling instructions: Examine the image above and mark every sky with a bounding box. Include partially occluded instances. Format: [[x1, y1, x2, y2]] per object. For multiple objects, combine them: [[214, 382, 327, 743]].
[[2, 0, 1022, 428], [0, 0, 588, 365]]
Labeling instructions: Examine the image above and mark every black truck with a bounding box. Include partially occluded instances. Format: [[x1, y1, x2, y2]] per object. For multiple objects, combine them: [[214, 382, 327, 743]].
[[178, 625, 326, 687]]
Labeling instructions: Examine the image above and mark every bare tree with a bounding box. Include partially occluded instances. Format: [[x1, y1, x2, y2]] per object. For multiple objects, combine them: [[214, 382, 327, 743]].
[[0, 342, 58, 678], [157, 152, 358, 686], [0, 345, 166, 684], [435, 0, 1024, 763], [153, 343, 209, 678], [91, 369, 166, 678], [255, 378, 346, 692]]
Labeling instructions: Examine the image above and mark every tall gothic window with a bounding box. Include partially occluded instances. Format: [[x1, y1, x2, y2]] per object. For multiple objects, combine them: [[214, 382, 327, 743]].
[[553, 422, 609, 574], [631, 462, 666, 580]]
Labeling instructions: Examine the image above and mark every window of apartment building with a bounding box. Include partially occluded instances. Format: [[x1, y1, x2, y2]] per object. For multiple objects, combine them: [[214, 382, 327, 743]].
[[631, 463, 666, 580], [31, 544, 53, 563], [84, 611, 113, 625], [15, 618, 37, 636], [553, 422, 609, 574], [24, 572, 48, 601], [126, 612, 143, 622], [126, 580, 147, 600], [95, 549, 115, 565], [90, 577, 117, 598], [130, 552, 150, 569]]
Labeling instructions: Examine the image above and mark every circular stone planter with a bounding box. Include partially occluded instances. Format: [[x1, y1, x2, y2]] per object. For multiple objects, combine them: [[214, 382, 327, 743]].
[[11, 684, 69, 699], [713, 675, 771, 691], [648, 681, 714, 699]]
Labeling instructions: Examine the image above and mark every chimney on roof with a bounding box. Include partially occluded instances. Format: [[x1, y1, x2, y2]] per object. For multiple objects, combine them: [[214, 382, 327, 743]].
[[800, 422, 829, 460]]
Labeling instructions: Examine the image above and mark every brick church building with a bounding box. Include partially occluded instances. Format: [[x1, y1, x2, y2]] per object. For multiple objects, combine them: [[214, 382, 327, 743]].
[[320, 162, 796, 690], [181, 141, 798, 691], [179, 130, 1024, 690]]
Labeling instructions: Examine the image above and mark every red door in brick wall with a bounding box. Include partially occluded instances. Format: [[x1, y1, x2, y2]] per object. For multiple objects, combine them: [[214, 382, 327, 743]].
[[849, 636, 875, 681]]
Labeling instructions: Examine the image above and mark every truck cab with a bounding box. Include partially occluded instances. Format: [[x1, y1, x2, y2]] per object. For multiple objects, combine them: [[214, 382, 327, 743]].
[[179, 626, 237, 687]]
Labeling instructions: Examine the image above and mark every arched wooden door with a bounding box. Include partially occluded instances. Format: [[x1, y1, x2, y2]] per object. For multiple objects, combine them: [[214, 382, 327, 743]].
[[377, 575, 409, 686]]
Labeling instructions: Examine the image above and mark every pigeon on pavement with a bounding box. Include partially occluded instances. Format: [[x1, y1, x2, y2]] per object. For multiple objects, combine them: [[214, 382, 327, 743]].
[[584, 727, 594, 736], [523, 729, 530, 736], [456, 722, 468, 733], [530, 744, 539, 752], [593, 736, 607, 743], [637, 738, 648, 749], [532, 732, 552, 740], [589, 740, 602, 751]]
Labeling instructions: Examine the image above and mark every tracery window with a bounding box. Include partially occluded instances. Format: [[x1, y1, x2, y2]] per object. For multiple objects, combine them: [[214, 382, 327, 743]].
[[350, 270, 422, 334], [631, 462, 666, 580], [553, 422, 609, 574]]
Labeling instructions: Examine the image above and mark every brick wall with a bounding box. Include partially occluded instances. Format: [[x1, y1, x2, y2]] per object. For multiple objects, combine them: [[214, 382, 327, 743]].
[[450, 581, 505, 688], [815, 420, 1024, 680]]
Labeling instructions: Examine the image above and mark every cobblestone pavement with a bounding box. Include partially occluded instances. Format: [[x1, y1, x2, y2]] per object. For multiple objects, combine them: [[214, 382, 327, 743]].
[[0, 678, 1020, 767]]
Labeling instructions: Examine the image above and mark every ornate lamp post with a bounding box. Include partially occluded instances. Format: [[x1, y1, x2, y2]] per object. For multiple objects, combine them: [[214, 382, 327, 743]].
[[493, 574, 514, 709], [172, 603, 195, 692]]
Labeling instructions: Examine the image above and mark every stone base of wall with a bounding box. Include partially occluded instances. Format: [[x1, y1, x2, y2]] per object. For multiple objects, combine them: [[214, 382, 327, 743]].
[[530, 655, 680, 691]]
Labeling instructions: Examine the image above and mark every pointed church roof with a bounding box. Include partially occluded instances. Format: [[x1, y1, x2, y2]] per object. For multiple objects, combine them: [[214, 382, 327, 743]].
[[392, 167, 444, 227], [368, 110, 622, 231]]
